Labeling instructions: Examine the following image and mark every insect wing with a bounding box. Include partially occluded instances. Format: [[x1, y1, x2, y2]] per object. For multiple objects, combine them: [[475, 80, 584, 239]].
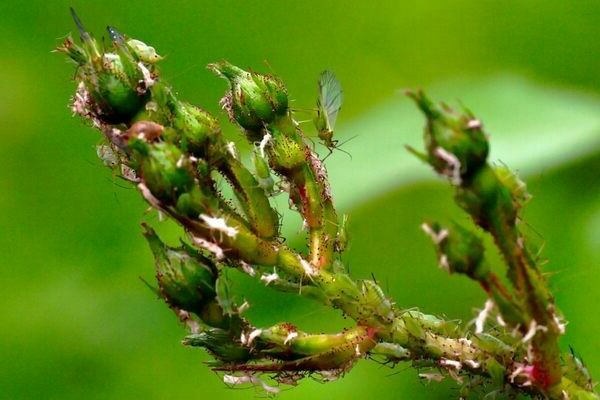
[[317, 70, 343, 132]]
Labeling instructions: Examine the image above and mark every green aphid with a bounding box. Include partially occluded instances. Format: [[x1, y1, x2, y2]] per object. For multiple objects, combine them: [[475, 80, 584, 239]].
[[252, 148, 275, 194], [105, 27, 139, 84], [126, 39, 163, 64], [313, 70, 351, 158], [106, 26, 162, 77], [69, 8, 101, 60], [472, 333, 513, 358], [370, 342, 410, 363], [334, 214, 349, 253], [565, 346, 595, 391], [361, 280, 394, 322], [494, 164, 531, 207], [215, 274, 237, 316]]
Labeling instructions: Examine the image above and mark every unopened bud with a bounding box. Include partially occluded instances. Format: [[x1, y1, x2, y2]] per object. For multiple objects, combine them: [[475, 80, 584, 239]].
[[172, 102, 221, 155], [407, 90, 489, 182], [423, 222, 488, 281], [142, 225, 217, 315], [129, 141, 194, 203], [183, 330, 251, 362], [269, 132, 305, 170], [57, 11, 159, 124], [210, 61, 288, 133]]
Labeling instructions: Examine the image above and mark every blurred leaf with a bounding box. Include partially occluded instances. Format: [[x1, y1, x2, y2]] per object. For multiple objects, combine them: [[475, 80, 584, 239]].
[[324, 75, 600, 212]]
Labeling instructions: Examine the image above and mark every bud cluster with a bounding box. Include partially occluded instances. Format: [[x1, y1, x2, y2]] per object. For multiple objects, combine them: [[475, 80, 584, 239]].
[[59, 12, 597, 399]]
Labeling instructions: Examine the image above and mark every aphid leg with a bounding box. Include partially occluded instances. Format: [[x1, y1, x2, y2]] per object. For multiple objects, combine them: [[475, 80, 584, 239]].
[[321, 146, 335, 162]]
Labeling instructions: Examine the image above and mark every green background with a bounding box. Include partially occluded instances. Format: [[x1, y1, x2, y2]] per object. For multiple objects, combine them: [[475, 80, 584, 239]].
[[1, 1, 599, 398]]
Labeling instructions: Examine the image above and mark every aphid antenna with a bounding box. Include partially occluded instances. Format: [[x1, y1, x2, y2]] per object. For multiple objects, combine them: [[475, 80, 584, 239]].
[[290, 107, 317, 113], [262, 59, 276, 75], [370, 272, 379, 285], [138, 275, 161, 297], [164, 63, 204, 82], [335, 134, 359, 149], [105, 176, 133, 190], [320, 147, 335, 162], [293, 119, 313, 124], [320, 135, 357, 161]]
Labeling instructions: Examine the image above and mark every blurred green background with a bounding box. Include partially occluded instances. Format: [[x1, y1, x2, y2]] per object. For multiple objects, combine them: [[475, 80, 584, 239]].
[[1, 1, 599, 398]]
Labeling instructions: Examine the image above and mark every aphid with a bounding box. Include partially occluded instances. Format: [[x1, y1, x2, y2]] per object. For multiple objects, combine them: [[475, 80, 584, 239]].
[[565, 346, 594, 391], [334, 214, 349, 253], [313, 70, 352, 159], [494, 163, 531, 207], [96, 144, 119, 168], [251, 148, 275, 194], [215, 275, 236, 316]]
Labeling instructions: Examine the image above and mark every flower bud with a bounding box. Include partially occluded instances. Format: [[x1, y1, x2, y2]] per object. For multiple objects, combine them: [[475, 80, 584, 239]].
[[407, 90, 489, 184], [269, 132, 305, 170], [57, 11, 158, 124], [422, 222, 488, 281], [129, 141, 195, 203], [142, 82, 222, 155], [183, 330, 251, 362], [209, 61, 288, 133], [142, 225, 217, 316], [172, 102, 221, 155], [175, 186, 218, 220]]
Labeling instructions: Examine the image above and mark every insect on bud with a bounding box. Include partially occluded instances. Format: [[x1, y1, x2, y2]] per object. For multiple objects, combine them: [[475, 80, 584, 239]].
[[209, 61, 288, 133]]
